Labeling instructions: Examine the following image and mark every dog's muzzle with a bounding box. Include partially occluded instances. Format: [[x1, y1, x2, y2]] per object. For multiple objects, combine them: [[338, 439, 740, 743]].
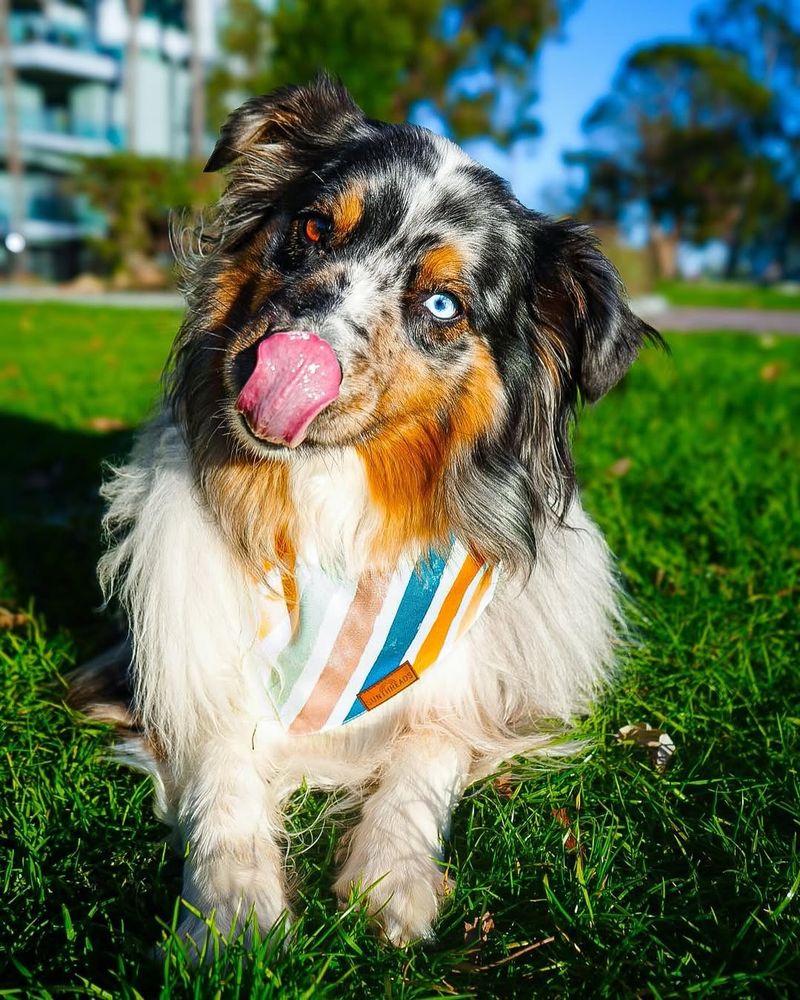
[[235, 330, 342, 448]]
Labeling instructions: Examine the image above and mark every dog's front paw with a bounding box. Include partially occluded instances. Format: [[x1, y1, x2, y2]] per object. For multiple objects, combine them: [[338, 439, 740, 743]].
[[174, 907, 224, 963], [334, 852, 453, 946], [175, 859, 293, 962], [174, 902, 293, 962]]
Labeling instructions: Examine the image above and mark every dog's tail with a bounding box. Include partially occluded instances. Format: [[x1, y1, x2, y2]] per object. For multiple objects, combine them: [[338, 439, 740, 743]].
[[67, 639, 139, 732], [67, 643, 177, 828]]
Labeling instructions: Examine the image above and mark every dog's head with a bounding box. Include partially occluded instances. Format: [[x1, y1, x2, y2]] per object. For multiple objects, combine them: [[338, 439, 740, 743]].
[[170, 75, 660, 572]]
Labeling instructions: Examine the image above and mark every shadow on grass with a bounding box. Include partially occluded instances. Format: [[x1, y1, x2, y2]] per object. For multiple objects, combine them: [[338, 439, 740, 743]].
[[0, 411, 190, 991], [0, 411, 134, 653]]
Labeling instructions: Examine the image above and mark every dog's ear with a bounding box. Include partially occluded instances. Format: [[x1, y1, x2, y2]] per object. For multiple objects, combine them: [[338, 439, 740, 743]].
[[531, 217, 662, 402], [204, 73, 364, 173]]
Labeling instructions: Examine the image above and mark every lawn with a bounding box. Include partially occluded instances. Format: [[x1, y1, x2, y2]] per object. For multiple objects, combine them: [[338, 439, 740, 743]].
[[657, 279, 800, 311], [1, 302, 798, 998]]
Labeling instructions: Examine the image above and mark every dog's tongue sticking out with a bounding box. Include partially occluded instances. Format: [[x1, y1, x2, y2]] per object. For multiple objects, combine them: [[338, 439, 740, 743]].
[[236, 331, 342, 448]]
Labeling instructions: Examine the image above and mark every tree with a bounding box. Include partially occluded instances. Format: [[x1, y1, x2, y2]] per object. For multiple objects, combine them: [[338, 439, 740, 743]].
[[207, 0, 574, 146], [570, 40, 783, 278], [697, 0, 800, 112], [695, 0, 800, 272], [74, 154, 218, 281]]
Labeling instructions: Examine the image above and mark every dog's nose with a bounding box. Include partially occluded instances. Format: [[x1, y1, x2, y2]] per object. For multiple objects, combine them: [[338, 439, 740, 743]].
[[236, 331, 342, 448]]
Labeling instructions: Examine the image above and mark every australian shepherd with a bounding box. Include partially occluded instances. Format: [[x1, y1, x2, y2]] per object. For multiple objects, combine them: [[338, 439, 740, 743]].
[[71, 75, 660, 951]]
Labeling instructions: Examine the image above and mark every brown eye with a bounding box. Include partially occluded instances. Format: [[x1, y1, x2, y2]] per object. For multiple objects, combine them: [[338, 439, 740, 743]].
[[303, 214, 331, 243]]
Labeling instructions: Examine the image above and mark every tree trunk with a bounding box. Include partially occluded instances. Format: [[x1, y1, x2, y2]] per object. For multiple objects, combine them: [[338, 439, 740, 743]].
[[649, 223, 680, 280], [0, 0, 30, 277], [186, 0, 206, 161], [125, 0, 142, 153], [724, 169, 753, 280], [724, 229, 743, 280]]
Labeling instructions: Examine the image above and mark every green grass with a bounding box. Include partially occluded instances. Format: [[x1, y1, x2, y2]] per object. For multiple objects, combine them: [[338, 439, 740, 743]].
[[1, 302, 798, 997], [657, 279, 800, 311]]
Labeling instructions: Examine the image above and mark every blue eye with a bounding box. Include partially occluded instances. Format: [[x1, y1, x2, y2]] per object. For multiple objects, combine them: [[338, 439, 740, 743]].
[[423, 292, 460, 321]]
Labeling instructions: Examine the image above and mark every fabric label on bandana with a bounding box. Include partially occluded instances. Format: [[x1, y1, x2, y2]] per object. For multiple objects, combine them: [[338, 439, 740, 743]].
[[253, 538, 499, 734]]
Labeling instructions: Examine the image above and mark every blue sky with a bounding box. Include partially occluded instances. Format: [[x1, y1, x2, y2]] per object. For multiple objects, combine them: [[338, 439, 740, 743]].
[[471, 0, 704, 209]]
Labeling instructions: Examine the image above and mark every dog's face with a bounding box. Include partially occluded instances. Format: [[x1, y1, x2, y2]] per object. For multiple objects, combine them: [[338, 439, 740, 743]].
[[224, 131, 517, 458], [171, 76, 658, 569]]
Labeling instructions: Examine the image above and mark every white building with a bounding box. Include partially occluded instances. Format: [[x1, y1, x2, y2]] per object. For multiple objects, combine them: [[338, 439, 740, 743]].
[[0, 0, 221, 279]]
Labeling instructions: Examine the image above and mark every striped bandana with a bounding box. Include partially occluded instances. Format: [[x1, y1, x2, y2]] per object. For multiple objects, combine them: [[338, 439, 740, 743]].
[[253, 538, 499, 735]]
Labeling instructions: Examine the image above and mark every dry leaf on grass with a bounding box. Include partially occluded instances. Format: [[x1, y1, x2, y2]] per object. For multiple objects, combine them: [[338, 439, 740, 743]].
[[86, 417, 129, 433], [440, 872, 455, 899], [493, 775, 514, 799], [607, 457, 633, 477], [759, 362, 787, 382], [0, 607, 28, 629], [463, 911, 495, 946], [551, 808, 578, 852], [616, 723, 676, 772], [459, 934, 556, 971]]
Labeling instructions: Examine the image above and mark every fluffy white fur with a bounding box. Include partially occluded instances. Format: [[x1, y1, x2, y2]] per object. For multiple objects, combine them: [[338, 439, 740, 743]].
[[96, 414, 619, 948]]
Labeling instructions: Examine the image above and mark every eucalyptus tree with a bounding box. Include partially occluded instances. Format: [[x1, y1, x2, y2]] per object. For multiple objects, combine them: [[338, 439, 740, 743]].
[[207, 0, 574, 144]]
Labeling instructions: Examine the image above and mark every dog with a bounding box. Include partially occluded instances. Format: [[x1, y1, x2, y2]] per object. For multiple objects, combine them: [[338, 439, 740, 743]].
[[70, 74, 660, 951]]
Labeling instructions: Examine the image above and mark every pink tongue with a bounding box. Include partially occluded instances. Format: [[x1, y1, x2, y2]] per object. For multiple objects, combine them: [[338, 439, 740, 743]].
[[236, 331, 342, 447]]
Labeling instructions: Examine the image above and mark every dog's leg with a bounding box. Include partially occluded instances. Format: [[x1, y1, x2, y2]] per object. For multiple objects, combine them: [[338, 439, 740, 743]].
[[334, 731, 469, 945], [176, 736, 292, 955]]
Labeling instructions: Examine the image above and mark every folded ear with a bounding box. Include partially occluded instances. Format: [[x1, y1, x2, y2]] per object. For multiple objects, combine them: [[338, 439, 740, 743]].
[[532, 217, 663, 402], [204, 73, 365, 173]]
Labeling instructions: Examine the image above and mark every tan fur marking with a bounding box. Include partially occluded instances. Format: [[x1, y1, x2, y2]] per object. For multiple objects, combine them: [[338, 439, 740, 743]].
[[249, 268, 283, 314], [332, 185, 364, 238], [562, 266, 588, 319], [208, 269, 248, 328], [358, 339, 503, 563], [418, 245, 464, 290], [202, 459, 295, 578], [356, 353, 450, 562], [208, 228, 281, 327], [449, 341, 504, 452]]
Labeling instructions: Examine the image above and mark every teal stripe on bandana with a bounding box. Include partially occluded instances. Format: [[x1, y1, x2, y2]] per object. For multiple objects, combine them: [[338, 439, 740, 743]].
[[342, 543, 451, 723]]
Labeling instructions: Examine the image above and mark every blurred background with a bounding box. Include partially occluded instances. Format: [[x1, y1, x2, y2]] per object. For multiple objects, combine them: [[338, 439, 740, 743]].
[[0, 0, 798, 298]]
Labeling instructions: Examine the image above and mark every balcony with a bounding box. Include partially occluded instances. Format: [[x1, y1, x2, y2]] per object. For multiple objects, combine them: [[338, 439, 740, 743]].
[[0, 108, 122, 159], [6, 13, 119, 83]]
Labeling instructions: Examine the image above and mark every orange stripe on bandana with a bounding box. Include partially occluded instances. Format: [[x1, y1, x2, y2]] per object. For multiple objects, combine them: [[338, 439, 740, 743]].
[[455, 564, 494, 641], [412, 552, 483, 675]]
